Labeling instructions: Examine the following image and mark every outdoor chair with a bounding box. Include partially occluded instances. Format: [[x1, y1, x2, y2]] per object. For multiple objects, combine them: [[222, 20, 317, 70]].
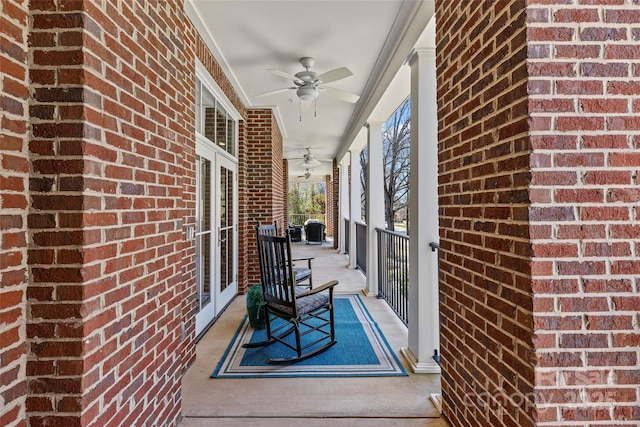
[[288, 222, 303, 242], [304, 221, 325, 244], [243, 228, 338, 363], [256, 221, 313, 288]]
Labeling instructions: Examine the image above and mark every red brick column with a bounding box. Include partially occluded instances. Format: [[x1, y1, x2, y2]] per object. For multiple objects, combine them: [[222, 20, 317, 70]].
[[438, 1, 640, 426], [283, 159, 289, 225], [331, 159, 340, 248], [26, 2, 195, 425], [237, 119, 250, 293], [528, 3, 640, 425], [437, 2, 534, 426], [325, 174, 332, 237], [245, 109, 284, 284], [0, 1, 29, 425]]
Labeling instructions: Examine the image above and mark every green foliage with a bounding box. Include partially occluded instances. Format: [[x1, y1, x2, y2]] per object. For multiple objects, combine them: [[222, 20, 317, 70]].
[[288, 182, 326, 215]]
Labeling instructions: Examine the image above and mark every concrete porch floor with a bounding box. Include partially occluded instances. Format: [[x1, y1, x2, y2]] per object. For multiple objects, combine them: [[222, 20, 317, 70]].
[[180, 239, 446, 426]]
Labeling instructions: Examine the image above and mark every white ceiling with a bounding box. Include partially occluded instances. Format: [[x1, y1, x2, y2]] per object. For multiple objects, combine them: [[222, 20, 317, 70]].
[[186, 0, 435, 182]]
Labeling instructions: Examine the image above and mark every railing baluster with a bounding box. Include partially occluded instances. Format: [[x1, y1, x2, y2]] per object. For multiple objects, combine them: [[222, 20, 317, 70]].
[[375, 227, 409, 325], [344, 219, 350, 254], [355, 222, 367, 274]]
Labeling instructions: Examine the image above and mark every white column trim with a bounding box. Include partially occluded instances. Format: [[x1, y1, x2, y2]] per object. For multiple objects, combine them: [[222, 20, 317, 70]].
[[349, 148, 362, 270], [401, 47, 441, 374], [365, 121, 385, 296], [338, 162, 349, 254]]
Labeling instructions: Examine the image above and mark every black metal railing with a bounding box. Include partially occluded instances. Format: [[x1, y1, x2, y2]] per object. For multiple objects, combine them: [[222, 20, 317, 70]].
[[376, 228, 409, 325], [344, 218, 350, 254], [289, 213, 326, 225], [355, 221, 367, 273]]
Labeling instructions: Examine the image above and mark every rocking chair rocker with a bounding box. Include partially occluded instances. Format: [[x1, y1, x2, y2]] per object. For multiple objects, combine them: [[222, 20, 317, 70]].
[[244, 227, 338, 364]]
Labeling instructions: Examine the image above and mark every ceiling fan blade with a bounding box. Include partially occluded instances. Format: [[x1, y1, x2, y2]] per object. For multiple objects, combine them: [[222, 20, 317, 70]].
[[267, 69, 300, 81], [316, 67, 353, 84], [296, 160, 322, 169], [322, 86, 360, 103], [254, 87, 295, 98]]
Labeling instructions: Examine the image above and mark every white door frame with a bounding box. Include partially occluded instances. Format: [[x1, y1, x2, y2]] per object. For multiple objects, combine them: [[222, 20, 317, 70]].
[[214, 153, 238, 314], [195, 140, 238, 336]]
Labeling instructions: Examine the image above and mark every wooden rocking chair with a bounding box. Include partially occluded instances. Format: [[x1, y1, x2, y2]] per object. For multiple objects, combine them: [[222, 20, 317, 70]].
[[244, 227, 338, 364]]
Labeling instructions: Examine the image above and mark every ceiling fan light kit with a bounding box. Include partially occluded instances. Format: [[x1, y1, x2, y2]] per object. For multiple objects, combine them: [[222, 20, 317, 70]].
[[296, 86, 318, 101]]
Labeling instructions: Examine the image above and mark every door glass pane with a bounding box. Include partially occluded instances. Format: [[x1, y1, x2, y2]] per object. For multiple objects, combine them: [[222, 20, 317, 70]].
[[220, 227, 229, 292], [196, 154, 212, 313], [219, 166, 235, 293], [195, 81, 202, 134], [196, 232, 211, 308], [197, 155, 211, 233], [220, 167, 231, 227], [202, 86, 216, 143], [216, 103, 227, 151], [226, 116, 235, 156]]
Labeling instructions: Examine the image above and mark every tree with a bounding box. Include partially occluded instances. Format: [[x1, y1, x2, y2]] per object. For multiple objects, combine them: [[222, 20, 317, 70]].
[[359, 97, 411, 231], [382, 98, 411, 231], [288, 183, 305, 217], [288, 182, 326, 221]]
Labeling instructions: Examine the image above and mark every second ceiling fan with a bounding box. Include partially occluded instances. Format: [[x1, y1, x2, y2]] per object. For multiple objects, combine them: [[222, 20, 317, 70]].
[[255, 57, 360, 119]]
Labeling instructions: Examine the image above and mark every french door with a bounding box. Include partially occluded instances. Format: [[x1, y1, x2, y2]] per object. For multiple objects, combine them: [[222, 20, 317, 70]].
[[195, 142, 238, 337]]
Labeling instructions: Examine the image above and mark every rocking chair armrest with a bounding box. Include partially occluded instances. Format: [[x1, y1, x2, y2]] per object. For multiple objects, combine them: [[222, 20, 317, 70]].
[[296, 280, 338, 298], [292, 257, 314, 262], [292, 257, 314, 268]]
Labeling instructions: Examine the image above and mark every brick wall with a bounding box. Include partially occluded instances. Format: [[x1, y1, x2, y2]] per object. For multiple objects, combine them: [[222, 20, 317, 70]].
[[2, 1, 290, 425], [0, 1, 29, 426], [245, 109, 284, 284], [437, 2, 535, 426], [283, 159, 289, 226], [527, 2, 640, 425], [237, 120, 250, 293], [332, 160, 339, 247], [325, 174, 333, 237], [272, 116, 285, 225], [27, 1, 195, 425]]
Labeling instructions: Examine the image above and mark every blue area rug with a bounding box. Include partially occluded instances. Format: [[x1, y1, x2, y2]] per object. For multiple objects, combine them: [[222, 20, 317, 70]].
[[212, 294, 407, 378]]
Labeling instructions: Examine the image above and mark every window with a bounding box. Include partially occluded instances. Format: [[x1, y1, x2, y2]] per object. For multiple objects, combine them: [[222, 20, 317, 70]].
[[195, 62, 238, 157]]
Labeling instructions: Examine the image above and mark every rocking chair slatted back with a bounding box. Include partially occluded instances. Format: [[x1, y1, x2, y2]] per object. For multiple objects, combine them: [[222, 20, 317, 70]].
[[256, 221, 314, 289], [257, 221, 278, 237], [256, 232, 297, 315]]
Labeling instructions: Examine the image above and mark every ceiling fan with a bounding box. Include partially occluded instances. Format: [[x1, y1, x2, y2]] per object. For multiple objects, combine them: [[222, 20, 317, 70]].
[[293, 148, 323, 169], [255, 57, 360, 119], [297, 169, 312, 180]]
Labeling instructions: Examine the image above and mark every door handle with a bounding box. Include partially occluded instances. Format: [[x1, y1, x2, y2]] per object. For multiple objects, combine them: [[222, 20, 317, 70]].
[[218, 227, 227, 246]]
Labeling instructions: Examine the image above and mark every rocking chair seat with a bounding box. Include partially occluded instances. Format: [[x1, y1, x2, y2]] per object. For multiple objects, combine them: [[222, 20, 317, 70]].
[[293, 268, 311, 284], [271, 289, 329, 316]]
